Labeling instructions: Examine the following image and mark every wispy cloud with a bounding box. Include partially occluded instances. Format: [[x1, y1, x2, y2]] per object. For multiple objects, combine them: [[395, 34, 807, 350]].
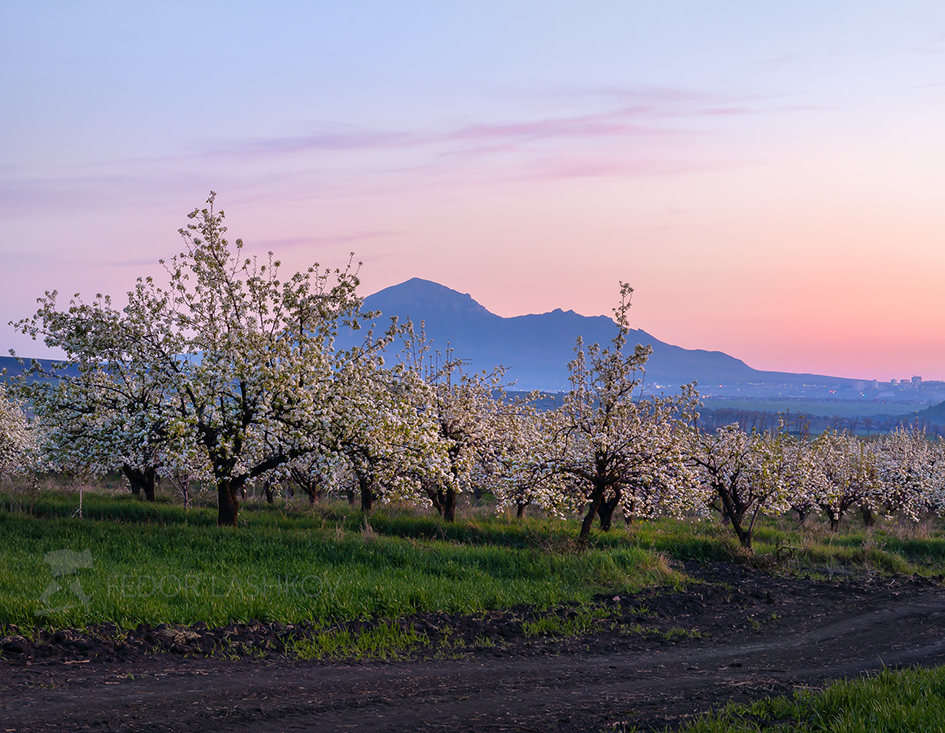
[[199, 85, 757, 166], [0, 84, 782, 218], [524, 155, 717, 181], [756, 54, 799, 69], [449, 112, 660, 142]]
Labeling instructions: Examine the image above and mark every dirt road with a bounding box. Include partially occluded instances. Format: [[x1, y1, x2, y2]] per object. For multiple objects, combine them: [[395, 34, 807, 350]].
[[3, 562, 945, 731]]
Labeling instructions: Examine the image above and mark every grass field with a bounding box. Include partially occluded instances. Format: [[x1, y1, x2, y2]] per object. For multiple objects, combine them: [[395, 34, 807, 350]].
[[3, 489, 945, 631], [667, 665, 945, 732], [0, 493, 683, 629]]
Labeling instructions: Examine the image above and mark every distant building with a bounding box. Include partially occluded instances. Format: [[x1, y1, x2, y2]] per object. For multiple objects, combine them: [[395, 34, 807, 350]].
[[912, 376, 922, 386]]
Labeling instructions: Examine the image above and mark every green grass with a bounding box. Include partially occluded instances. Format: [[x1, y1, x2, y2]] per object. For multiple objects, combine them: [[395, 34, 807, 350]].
[[5, 490, 945, 638], [620, 514, 945, 579], [669, 665, 945, 732], [521, 603, 612, 637], [0, 495, 680, 630], [288, 621, 431, 660]]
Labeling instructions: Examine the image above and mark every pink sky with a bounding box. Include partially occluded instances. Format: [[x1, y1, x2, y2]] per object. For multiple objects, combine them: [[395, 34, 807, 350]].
[[2, 3, 945, 380]]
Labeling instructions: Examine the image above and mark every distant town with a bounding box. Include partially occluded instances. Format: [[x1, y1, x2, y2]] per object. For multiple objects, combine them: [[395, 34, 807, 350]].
[[693, 376, 944, 403]]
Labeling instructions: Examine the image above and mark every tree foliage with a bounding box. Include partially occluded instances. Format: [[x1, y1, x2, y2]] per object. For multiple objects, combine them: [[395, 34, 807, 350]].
[[0, 384, 40, 480], [12, 286, 170, 499], [546, 283, 697, 545], [15, 194, 406, 525]]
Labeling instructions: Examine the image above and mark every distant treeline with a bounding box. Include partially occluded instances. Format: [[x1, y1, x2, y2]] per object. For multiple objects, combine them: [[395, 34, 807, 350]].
[[505, 391, 943, 438], [696, 407, 944, 438]]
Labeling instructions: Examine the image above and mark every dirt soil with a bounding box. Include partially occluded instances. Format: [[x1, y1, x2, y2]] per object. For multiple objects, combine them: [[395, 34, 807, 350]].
[[3, 560, 945, 732]]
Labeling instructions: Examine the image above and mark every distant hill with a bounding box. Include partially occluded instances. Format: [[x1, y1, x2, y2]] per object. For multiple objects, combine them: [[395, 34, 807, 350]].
[[360, 278, 858, 393], [0, 356, 80, 382], [917, 401, 945, 425]]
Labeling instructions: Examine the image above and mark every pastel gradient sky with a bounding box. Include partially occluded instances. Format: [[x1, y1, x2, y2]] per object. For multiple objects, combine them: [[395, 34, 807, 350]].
[[3, 2, 944, 379]]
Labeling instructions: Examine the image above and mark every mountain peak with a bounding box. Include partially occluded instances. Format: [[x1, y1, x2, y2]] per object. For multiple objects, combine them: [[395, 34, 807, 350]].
[[368, 278, 496, 322], [361, 279, 748, 390], [359, 278, 855, 392]]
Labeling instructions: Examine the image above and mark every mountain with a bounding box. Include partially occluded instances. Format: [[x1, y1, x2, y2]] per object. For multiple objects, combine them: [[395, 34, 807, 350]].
[[361, 278, 857, 393], [0, 356, 80, 382], [1, 280, 859, 397]]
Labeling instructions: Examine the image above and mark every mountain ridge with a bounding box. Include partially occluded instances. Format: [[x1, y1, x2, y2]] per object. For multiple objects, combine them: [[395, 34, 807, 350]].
[[0, 279, 864, 399], [362, 278, 857, 393]]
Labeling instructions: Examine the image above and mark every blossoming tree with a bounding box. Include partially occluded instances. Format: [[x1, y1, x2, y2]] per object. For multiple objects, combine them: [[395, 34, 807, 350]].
[[12, 287, 173, 500], [549, 284, 698, 545], [16, 193, 398, 526], [0, 383, 40, 482]]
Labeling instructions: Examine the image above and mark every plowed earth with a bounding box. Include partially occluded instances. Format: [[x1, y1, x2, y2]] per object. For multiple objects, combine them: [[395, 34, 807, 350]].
[[3, 561, 945, 732]]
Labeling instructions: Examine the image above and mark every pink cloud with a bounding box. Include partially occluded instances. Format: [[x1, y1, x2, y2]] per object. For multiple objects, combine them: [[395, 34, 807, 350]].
[[198, 86, 757, 166]]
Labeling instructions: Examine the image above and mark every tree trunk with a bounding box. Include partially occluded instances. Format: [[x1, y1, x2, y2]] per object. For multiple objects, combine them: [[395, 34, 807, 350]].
[[443, 487, 456, 522], [597, 493, 621, 531], [429, 486, 457, 521], [716, 482, 751, 549], [819, 503, 842, 532], [430, 488, 445, 516], [734, 522, 752, 549], [579, 485, 605, 547], [299, 478, 321, 505], [290, 468, 323, 505], [264, 483, 275, 505], [122, 465, 157, 502], [860, 505, 876, 527], [516, 501, 527, 519], [217, 479, 240, 527], [359, 473, 374, 513]]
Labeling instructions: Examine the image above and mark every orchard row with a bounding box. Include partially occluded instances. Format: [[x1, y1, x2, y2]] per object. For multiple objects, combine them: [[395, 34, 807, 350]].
[[2, 195, 941, 548]]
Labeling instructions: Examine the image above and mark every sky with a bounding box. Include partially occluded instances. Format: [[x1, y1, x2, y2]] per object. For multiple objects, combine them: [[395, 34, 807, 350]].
[[2, 1, 944, 380]]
